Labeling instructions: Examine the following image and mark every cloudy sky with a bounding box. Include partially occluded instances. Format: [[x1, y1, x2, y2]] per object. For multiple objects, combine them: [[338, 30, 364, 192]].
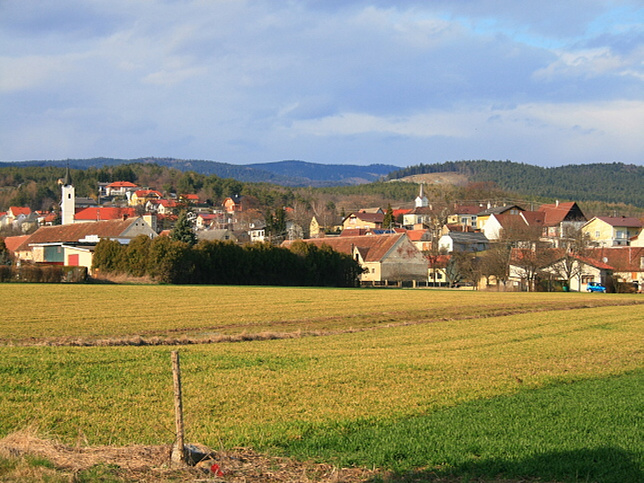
[[1, 0, 642, 168]]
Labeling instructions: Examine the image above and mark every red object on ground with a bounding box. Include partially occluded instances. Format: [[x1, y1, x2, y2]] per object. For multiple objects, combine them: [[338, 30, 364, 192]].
[[210, 463, 224, 476]]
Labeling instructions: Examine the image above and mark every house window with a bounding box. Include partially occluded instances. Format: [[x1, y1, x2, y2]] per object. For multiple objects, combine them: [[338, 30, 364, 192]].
[[595, 231, 600, 238], [436, 273, 443, 279], [581, 275, 594, 283], [616, 230, 624, 239]]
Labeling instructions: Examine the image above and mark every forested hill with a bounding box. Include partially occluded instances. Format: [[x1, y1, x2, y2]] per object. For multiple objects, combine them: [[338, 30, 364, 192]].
[[387, 160, 644, 207], [2, 158, 395, 187]]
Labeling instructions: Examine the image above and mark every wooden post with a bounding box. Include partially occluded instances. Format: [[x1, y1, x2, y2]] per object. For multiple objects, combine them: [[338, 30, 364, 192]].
[[171, 350, 186, 466]]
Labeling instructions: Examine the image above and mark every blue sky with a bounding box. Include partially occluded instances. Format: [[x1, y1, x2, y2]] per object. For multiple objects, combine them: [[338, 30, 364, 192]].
[[1, 0, 642, 167]]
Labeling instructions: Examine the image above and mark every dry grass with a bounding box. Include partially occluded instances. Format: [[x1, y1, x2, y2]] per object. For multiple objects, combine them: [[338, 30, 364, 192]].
[[0, 429, 383, 482], [1, 284, 640, 345]]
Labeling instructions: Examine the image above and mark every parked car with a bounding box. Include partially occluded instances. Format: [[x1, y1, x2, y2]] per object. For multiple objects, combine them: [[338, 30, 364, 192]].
[[587, 281, 606, 293]]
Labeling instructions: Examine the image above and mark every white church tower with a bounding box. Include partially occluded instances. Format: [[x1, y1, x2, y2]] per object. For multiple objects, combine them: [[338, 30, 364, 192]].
[[414, 183, 429, 208], [61, 166, 75, 225]]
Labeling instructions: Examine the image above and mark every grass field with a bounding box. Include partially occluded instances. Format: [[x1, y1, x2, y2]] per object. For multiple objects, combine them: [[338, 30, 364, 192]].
[[0, 284, 642, 481]]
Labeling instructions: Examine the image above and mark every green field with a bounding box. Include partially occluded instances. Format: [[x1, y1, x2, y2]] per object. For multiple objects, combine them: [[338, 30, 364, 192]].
[[0, 285, 642, 481]]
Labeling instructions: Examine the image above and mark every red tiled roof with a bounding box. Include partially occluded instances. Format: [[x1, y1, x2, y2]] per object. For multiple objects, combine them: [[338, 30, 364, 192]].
[[586, 247, 644, 272], [74, 207, 137, 221], [393, 208, 411, 217], [406, 229, 428, 241], [521, 211, 546, 226], [134, 190, 163, 198], [3, 235, 31, 254], [340, 228, 368, 237], [107, 181, 138, 188], [15, 218, 146, 252], [9, 206, 31, 217], [149, 199, 179, 207], [285, 234, 406, 262], [452, 205, 481, 215]]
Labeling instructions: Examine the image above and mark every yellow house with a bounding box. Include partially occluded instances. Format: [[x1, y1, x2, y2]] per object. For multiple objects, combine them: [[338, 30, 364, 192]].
[[582, 216, 643, 247], [129, 189, 163, 207]]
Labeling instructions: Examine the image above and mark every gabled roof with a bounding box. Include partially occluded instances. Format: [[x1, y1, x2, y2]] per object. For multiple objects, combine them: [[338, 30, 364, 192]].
[[285, 234, 407, 262], [15, 218, 150, 251], [134, 189, 163, 198], [9, 206, 31, 217], [493, 213, 528, 229], [478, 205, 524, 216], [3, 235, 31, 254], [537, 202, 585, 226], [148, 199, 179, 207], [587, 216, 643, 228], [520, 211, 546, 227], [74, 207, 137, 221]]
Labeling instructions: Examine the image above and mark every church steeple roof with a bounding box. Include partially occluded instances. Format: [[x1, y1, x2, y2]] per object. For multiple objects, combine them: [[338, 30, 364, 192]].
[[63, 165, 72, 186], [415, 183, 429, 208]]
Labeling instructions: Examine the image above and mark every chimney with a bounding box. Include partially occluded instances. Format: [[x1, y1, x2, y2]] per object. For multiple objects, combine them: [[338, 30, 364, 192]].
[[555, 200, 559, 207]]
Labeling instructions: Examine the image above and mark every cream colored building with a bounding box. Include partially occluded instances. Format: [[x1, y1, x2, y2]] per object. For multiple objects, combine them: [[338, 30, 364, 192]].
[[582, 216, 643, 247]]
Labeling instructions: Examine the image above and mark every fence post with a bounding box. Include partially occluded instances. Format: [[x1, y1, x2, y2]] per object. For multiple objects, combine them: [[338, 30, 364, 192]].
[[170, 350, 186, 466]]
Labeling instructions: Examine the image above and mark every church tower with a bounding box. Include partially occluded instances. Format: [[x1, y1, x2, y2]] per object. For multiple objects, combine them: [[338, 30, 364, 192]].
[[414, 183, 429, 208], [61, 166, 75, 225]]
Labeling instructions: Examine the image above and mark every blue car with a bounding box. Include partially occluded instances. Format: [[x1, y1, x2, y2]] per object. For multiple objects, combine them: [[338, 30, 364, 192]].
[[587, 282, 606, 293]]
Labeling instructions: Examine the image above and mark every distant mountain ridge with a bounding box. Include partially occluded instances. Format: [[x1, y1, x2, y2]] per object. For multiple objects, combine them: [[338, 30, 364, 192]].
[[2, 158, 642, 207], [1, 158, 396, 187]]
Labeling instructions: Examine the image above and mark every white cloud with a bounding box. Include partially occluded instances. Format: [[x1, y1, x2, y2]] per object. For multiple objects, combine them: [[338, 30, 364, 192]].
[[534, 46, 644, 80], [0, 0, 642, 166]]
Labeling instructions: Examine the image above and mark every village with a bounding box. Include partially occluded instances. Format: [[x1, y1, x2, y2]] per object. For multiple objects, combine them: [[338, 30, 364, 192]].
[[1, 167, 643, 292]]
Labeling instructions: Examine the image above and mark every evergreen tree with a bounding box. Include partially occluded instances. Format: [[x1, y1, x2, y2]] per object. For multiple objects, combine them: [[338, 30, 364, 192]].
[[0, 238, 12, 265], [171, 210, 197, 246], [383, 203, 394, 229]]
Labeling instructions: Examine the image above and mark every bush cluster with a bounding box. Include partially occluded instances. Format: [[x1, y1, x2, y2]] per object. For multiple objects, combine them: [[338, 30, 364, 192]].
[[0, 265, 87, 283], [92, 236, 363, 286]]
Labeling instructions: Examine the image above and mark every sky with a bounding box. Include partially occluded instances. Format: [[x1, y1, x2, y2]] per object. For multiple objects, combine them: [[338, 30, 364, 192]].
[[1, 0, 642, 168]]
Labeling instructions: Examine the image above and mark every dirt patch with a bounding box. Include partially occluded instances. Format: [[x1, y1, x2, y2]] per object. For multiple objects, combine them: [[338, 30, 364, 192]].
[[395, 172, 470, 186], [0, 431, 383, 482]]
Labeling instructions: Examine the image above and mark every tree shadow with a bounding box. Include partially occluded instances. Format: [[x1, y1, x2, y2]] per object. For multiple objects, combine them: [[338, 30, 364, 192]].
[[370, 447, 643, 483]]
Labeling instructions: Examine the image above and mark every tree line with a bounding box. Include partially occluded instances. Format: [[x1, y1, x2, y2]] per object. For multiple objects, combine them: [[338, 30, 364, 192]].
[[92, 235, 363, 287]]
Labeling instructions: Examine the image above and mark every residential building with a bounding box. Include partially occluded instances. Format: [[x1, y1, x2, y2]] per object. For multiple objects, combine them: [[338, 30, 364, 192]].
[[582, 216, 643, 247], [342, 212, 384, 231], [537, 201, 587, 240], [284, 233, 428, 284], [476, 205, 524, 231], [439, 231, 489, 253]]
